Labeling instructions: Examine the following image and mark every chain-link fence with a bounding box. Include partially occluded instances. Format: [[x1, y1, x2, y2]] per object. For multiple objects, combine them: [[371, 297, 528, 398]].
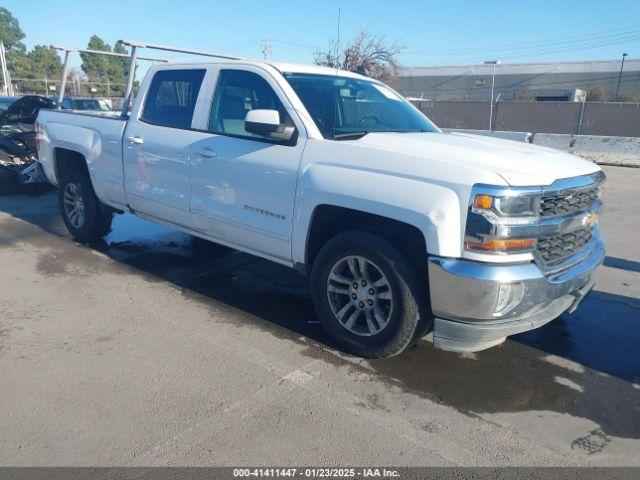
[[411, 100, 640, 137], [6, 77, 126, 111]]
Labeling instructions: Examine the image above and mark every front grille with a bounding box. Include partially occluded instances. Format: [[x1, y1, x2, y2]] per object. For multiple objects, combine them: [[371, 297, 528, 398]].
[[540, 186, 600, 219], [537, 226, 594, 263]]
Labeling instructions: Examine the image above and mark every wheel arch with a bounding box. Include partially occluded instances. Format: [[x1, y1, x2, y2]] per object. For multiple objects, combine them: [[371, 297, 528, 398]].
[[53, 147, 89, 182], [301, 203, 430, 275]]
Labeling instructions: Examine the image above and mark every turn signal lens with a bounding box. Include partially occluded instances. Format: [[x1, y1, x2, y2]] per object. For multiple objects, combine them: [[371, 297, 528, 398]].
[[473, 194, 493, 209], [466, 238, 536, 252]]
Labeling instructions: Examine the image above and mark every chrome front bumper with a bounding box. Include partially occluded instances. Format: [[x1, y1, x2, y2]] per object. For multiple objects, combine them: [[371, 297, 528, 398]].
[[427, 232, 605, 352]]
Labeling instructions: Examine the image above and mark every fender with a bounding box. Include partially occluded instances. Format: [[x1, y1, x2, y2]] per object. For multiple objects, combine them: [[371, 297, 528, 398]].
[[47, 122, 101, 180], [292, 162, 465, 265], [38, 112, 128, 210]]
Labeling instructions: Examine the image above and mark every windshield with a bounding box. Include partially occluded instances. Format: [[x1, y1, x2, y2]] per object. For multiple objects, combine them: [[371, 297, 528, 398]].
[[283, 73, 439, 140]]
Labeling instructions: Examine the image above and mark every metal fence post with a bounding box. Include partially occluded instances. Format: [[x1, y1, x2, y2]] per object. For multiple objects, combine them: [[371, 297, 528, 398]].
[[492, 100, 499, 131], [577, 98, 586, 135]]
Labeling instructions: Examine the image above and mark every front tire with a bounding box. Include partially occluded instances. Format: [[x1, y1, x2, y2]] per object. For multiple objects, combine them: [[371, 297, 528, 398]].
[[58, 170, 113, 243], [311, 231, 431, 358]]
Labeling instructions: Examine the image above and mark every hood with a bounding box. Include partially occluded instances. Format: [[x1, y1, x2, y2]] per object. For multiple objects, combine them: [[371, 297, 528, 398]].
[[355, 131, 600, 186]]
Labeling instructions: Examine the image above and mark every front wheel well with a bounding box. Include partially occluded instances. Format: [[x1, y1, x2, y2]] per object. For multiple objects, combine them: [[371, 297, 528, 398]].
[[54, 148, 88, 181], [305, 205, 428, 274]]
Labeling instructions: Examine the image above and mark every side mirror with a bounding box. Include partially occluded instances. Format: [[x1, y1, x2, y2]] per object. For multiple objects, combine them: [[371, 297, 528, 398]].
[[245, 109, 280, 134], [245, 109, 295, 142]]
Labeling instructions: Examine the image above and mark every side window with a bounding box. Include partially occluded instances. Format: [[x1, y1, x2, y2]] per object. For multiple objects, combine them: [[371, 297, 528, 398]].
[[141, 69, 206, 129], [209, 69, 293, 138]]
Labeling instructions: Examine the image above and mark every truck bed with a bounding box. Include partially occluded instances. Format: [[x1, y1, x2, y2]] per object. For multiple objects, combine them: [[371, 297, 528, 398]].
[[37, 109, 129, 210]]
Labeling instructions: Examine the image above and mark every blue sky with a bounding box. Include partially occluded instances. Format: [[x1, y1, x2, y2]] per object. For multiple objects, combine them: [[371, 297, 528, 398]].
[[5, 0, 640, 70]]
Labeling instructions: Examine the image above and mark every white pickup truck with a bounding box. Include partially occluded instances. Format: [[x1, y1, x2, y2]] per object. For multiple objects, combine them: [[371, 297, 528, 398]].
[[36, 60, 605, 358]]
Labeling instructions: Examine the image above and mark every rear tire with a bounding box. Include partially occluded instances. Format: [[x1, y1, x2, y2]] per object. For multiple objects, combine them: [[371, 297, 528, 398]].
[[310, 231, 432, 358], [58, 170, 113, 243]]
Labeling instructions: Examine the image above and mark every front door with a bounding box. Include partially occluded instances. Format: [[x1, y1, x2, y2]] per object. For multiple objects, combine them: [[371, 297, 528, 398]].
[[190, 67, 306, 263]]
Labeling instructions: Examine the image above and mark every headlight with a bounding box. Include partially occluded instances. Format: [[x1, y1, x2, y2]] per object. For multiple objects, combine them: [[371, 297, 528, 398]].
[[472, 194, 539, 218], [465, 187, 541, 255]]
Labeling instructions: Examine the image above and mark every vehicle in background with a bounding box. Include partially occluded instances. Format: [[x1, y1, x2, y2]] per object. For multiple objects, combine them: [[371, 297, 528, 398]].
[[0, 95, 55, 191], [36, 60, 605, 358], [60, 97, 112, 111], [0, 96, 20, 113]]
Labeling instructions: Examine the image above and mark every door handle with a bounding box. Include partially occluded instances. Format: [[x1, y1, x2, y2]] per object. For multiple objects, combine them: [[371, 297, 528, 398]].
[[194, 147, 217, 158], [127, 136, 144, 145]]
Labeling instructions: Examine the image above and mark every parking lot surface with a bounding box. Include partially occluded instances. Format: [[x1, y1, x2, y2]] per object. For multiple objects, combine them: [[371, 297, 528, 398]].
[[0, 165, 638, 466]]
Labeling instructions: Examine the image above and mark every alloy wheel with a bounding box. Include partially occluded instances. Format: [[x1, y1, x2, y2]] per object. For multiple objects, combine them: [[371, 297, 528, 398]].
[[63, 182, 85, 229], [326, 255, 393, 336]]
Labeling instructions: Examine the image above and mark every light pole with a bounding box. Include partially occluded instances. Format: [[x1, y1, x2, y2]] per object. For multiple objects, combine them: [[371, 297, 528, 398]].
[[484, 60, 500, 130], [616, 53, 628, 100]]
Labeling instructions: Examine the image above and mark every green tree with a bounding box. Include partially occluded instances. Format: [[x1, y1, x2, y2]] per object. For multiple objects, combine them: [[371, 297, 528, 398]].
[[0, 6, 25, 51], [0, 7, 28, 90], [80, 35, 129, 96], [19, 45, 63, 93]]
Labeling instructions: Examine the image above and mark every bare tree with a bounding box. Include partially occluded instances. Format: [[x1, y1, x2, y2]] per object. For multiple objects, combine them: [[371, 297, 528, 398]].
[[586, 85, 605, 102], [314, 30, 404, 85], [517, 89, 534, 102]]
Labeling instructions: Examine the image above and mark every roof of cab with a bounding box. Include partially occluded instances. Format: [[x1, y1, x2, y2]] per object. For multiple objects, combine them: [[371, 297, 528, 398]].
[[159, 58, 367, 79], [269, 62, 367, 79]]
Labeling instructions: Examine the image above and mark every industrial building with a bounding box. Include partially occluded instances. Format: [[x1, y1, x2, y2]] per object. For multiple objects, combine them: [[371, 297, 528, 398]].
[[397, 58, 640, 102]]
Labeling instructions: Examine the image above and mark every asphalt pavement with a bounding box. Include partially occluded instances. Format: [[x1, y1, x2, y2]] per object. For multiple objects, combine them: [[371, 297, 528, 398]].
[[0, 165, 638, 467]]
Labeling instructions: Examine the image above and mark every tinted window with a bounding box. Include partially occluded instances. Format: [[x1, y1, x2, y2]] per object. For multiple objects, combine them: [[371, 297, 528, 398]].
[[209, 69, 293, 138], [141, 69, 205, 128]]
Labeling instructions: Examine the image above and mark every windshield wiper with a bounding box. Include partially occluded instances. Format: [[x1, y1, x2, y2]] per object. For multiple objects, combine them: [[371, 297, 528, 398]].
[[333, 131, 370, 140]]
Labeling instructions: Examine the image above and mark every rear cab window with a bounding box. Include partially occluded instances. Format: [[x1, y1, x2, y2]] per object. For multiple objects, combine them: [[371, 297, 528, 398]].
[[141, 69, 206, 129]]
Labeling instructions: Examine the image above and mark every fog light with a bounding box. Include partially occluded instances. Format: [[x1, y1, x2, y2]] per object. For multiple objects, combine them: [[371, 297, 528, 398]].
[[494, 282, 524, 317]]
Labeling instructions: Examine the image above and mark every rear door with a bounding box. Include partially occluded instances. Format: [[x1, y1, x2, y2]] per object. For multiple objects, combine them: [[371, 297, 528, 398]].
[[122, 68, 207, 227], [189, 67, 307, 263]]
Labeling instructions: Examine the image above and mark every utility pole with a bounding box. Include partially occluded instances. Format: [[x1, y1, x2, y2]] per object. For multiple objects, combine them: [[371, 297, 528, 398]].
[[0, 42, 10, 96], [0, 42, 6, 95], [616, 53, 628, 100], [335, 8, 341, 69], [261, 39, 272, 61], [484, 60, 500, 131]]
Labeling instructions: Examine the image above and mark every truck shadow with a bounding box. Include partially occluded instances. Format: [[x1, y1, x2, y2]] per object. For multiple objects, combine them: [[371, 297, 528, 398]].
[[2, 192, 640, 441]]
